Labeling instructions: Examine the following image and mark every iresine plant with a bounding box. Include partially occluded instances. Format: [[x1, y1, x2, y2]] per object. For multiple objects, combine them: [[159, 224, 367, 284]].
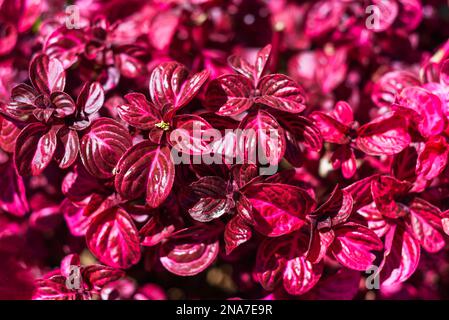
[[1, 0, 449, 300]]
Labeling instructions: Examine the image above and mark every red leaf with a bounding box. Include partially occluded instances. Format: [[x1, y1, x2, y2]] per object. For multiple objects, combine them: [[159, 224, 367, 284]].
[[205, 74, 253, 116], [86, 206, 141, 269], [416, 136, 449, 181], [169, 114, 214, 155], [29, 54, 65, 94], [224, 215, 252, 254], [56, 128, 79, 169], [159, 225, 220, 276], [243, 183, 315, 237], [356, 113, 411, 156], [0, 159, 29, 217], [14, 123, 59, 176], [237, 110, 286, 165], [76, 82, 105, 115], [331, 222, 383, 271], [408, 198, 445, 253], [82, 265, 125, 290], [310, 111, 350, 144], [256, 74, 306, 113], [380, 225, 420, 287], [254, 44, 272, 82], [115, 141, 175, 208], [118, 93, 160, 130], [80, 118, 132, 179]]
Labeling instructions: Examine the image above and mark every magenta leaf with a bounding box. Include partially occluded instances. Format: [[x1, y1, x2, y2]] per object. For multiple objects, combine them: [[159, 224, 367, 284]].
[[56, 128, 79, 169], [205, 75, 253, 116], [169, 114, 214, 155], [50, 91, 76, 118], [380, 224, 421, 287], [310, 111, 350, 144], [86, 206, 141, 269], [29, 54, 66, 95], [356, 113, 411, 156], [14, 123, 59, 176], [255, 233, 322, 295], [76, 82, 105, 115], [159, 225, 220, 276], [243, 183, 315, 237], [408, 198, 445, 253], [371, 71, 420, 108], [331, 222, 383, 271], [255, 74, 306, 113], [254, 44, 272, 82], [118, 93, 160, 130], [396, 86, 445, 137], [237, 110, 286, 165], [82, 265, 125, 290], [0, 160, 29, 217], [115, 141, 175, 208], [6, 84, 38, 121], [33, 276, 79, 300], [60, 199, 92, 237], [80, 118, 132, 179], [224, 215, 252, 255], [149, 62, 208, 111], [416, 136, 449, 181], [0, 117, 20, 153]]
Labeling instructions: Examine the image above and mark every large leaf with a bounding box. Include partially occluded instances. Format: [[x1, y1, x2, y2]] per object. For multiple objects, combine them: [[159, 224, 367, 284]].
[[118, 93, 160, 130], [237, 110, 286, 166], [396, 86, 444, 137], [356, 113, 411, 156], [416, 136, 449, 181], [5, 84, 38, 121], [331, 222, 383, 271], [380, 224, 420, 287], [0, 160, 29, 217], [243, 183, 315, 237], [149, 62, 208, 111], [80, 118, 132, 179], [408, 198, 445, 253], [115, 141, 175, 208], [255, 74, 306, 113], [76, 82, 105, 115], [29, 54, 65, 94], [0, 115, 20, 153], [224, 215, 252, 254], [159, 225, 220, 276], [86, 206, 141, 269], [169, 114, 214, 155], [205, 74, 253, 116], [14, 123, 59, 176]]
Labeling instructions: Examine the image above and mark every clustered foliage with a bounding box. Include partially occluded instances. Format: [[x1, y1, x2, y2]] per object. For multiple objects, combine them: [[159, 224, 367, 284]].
[[2, 0, 449, 300]]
